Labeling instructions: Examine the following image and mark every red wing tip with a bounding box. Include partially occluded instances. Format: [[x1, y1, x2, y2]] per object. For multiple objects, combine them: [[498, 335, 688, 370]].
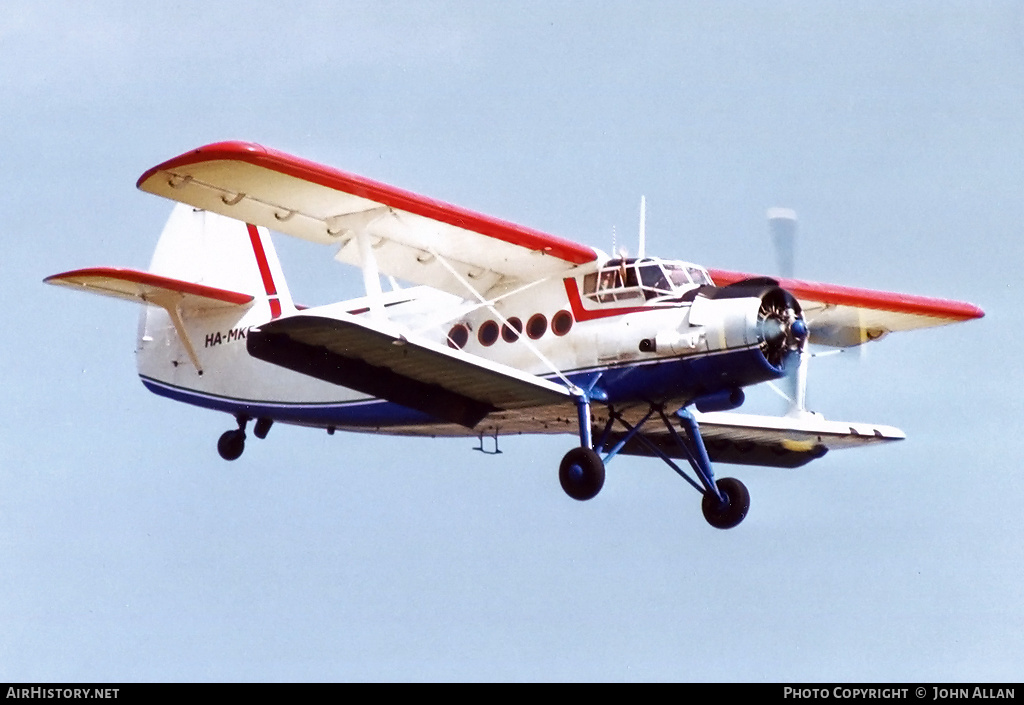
[[45, 266, 138, 284], [959, 303, 985, 320], [136, 141, 268, 188]]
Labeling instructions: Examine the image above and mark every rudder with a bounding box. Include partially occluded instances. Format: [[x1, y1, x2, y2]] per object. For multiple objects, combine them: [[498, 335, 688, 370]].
[[136, 204, 294, 379], [148, 204, 293, 315]]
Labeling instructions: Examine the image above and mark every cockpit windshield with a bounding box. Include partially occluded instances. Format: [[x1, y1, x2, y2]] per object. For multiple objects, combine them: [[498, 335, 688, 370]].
[[582, 258, 711, 303]]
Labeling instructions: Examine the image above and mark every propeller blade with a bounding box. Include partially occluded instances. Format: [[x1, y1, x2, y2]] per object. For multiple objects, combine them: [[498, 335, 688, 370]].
[[781, 343, 809, 417], [767, 207, 811, 415], [767, 207, 797, 279]]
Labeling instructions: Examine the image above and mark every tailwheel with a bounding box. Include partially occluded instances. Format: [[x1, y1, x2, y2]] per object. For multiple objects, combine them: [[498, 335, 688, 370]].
[[217, 429, 246, 461], [559, 447, 605, 501], [701, 477, 750, 529]]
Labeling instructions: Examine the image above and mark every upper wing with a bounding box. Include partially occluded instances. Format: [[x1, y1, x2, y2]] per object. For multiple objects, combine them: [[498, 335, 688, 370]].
[[247, 310, 573, 429], [607, 409, 905, 469], [708, 268, 984, 346], [137, 141, 600, 299]]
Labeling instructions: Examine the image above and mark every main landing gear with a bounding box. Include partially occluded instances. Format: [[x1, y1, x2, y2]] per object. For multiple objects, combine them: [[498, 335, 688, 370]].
[[559, 447, 605, 500], [216, 415, 273, 461], [700, 477, 750, 530], [559, 393, 750, 529]]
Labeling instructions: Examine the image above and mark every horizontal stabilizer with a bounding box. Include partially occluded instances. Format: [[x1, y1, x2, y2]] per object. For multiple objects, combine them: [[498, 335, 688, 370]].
[[247, 312, 572, 428], [45, 267, 254, 310], [610, 410, 904, 468]]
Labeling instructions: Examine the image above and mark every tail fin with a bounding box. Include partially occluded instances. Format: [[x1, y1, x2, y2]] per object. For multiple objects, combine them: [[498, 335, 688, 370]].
[[149, 204, 293, 316], [133, 204, 294, 375], [47, 204, 294, 377]]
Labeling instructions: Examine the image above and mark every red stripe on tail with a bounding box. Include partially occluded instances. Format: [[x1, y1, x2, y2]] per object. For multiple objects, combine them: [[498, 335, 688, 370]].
[[247, 223, 282, 318]]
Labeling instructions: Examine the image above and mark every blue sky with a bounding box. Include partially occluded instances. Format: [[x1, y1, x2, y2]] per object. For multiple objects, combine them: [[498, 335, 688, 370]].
[[2, 1, 1021, 681]]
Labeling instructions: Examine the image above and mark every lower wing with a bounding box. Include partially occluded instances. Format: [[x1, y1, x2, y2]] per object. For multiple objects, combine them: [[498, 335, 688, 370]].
[[246, 311, 573, 429], [605, 410, 904, 468]]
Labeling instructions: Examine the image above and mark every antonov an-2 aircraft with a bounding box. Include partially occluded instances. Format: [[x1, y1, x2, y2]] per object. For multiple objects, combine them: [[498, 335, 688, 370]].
[[46, 141, 984, 529]]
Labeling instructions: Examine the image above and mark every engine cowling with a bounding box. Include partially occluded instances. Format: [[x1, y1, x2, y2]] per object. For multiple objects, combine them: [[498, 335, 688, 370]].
[[612, 280, 809, 405], [687, 281, 806, 376]]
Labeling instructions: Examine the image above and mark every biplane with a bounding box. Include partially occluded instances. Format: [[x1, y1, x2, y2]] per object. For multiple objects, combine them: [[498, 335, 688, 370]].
[[46, 142, 984, 528]]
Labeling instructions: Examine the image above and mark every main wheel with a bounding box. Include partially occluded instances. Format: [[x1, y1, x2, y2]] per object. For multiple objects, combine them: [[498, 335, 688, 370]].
[[559, 447, 605, 501], [701, 477, 750, 529], [217, 429, 246, 461]]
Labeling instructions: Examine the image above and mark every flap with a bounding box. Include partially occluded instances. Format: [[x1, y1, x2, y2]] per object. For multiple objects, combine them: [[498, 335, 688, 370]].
[[246, 311, 573, 428]]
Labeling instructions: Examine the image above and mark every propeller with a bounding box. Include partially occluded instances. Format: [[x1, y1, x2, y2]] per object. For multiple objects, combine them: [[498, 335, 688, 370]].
[[767, 207, 797, 278], [756, 287, 808, 370], [766, 207, 812, 417]]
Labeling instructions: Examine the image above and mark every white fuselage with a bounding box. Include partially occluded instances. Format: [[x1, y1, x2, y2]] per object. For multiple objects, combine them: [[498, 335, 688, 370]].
[[137, 256, 785, 437]]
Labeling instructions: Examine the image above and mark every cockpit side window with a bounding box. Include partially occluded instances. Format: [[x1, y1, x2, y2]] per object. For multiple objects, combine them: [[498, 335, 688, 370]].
[[662, 264, 692, 290], [686, 266, 711, 286], [638, 264, 675, 300], [582, 259, 707, 304], [583, 262, 642, 303]]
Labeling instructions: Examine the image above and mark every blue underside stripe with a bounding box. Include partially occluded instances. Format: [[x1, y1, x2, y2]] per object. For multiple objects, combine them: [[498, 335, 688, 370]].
[[140, 376, 435, 427], [140, 346, 780, 427]]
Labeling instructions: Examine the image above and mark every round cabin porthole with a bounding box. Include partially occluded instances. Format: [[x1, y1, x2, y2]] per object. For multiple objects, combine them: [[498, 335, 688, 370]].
[[447, 324, 469, 349], [526, 313, 547, 340], [502, 317, 523, 343], [478, 320, 500, 346], [552, 309, 574, 336]]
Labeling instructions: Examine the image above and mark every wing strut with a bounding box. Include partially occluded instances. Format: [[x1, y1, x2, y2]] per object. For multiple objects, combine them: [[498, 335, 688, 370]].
[[356, 230, 386, 320], [162, 296, 205, 374], [421, 235, 579, 392], [407, 273, 553, 340]]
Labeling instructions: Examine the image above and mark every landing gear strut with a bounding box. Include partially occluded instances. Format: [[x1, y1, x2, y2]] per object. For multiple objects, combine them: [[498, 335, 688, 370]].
[[558, 393, 751, 529], [701, 477, 750, 530], [217, 424, 246, 461], [557, 391, 607, 501], [216, 416, 273, 461], [559, 447, 605, 501]]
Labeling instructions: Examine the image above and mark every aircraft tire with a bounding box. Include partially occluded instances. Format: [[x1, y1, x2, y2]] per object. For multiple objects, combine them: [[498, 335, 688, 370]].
[[701, 477, 750, 529], [559, 447, 605, 501], [217, 430, 246, 461]]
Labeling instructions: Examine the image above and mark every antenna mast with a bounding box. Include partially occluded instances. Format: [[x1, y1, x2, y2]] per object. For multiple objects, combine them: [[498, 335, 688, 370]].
[[638, 195, 647, 259]]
